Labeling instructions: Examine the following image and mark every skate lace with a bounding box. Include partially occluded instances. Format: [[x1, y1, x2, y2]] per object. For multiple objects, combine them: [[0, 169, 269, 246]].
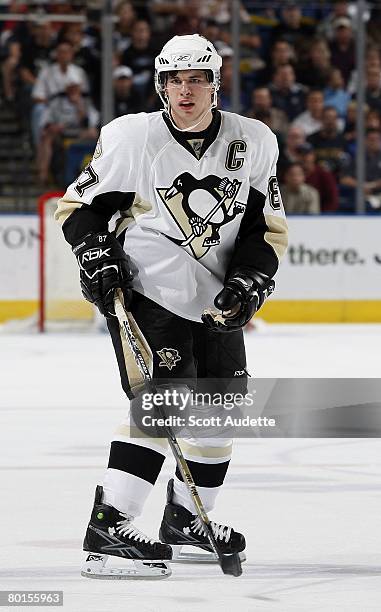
[[116, 515, 157, 545], [190, 516, 232, 543]]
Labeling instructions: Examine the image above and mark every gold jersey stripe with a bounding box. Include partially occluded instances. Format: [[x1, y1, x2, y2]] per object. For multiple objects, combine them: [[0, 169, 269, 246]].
[[54, 196, 84, 225], [179, 440, 233, 460], [264, 214, 288, 261]]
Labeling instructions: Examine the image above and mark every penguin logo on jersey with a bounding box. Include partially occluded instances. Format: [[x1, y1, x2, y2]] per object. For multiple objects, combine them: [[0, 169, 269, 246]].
[[157, 348, 181, 370], [157, 172, 245, 260]]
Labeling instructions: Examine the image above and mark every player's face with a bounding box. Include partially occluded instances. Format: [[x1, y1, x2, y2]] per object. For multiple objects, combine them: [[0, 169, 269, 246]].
[[165, 70, 214, 129]]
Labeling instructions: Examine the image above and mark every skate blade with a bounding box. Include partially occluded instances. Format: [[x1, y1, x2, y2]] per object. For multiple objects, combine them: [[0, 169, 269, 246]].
[[170, 545, 246, 564], [81, 553, 171, 580]]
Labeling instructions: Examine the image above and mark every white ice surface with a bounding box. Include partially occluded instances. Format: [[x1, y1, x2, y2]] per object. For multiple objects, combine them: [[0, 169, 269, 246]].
[[1, 324, 381, 612]]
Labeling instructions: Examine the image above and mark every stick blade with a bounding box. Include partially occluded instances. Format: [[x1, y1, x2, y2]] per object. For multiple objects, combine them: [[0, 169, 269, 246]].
[[220, 552, 242, 577]]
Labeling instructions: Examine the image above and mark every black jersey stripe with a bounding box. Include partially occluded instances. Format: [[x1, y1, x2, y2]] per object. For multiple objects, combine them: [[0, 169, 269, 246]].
[[108, 441, 165, 485], [226, 185, 280, 279], [175, 459, 230, 488], [62, 191, 135, 245]]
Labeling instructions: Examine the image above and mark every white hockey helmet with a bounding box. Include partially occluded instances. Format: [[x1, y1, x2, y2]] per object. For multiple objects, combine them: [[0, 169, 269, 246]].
[[154, 34, 222, 111]]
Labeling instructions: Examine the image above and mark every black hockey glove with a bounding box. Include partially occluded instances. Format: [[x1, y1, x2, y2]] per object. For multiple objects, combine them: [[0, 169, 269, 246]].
[[202, 268, 275, 332], [72, 232, 133, 318]]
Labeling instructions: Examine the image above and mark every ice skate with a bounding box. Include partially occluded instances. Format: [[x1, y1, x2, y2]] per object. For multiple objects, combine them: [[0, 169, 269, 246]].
[[81, 485, 172, 579], [159, 479, 246, 564]]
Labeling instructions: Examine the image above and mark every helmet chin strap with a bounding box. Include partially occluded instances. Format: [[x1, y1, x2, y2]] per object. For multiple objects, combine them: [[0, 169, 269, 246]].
[[159, 84, 217, 133], [166, 102, 213, 132]]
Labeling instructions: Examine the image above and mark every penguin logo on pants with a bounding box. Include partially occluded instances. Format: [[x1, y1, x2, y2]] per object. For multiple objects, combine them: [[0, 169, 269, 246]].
[[157, 172, 245, 260], [157, 348, 181, 370]]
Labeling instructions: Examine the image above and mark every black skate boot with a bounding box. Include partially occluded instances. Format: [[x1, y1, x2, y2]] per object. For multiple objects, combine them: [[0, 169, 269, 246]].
[[159, 479, 246, 563], [81, 485, 172, 579]]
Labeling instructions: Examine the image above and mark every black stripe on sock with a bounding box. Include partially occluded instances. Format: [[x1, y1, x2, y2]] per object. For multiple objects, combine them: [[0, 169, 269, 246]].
[[175, 459, 230, 488], [108, 441, 165, 485]]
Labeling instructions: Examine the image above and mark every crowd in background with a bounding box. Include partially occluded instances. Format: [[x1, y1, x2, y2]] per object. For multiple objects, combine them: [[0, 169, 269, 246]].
[[1, 0, 381, 213]]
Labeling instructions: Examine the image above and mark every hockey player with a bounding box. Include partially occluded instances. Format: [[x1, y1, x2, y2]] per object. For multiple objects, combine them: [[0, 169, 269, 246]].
[[56, 34, 288, 579]]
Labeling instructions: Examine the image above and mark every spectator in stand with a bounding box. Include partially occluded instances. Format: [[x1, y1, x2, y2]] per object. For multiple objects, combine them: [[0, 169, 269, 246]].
[[113, 65, 142, 116], [150, 0, 211, 38], [271, 3, 315, 59], [343, 100, 359, 147], [323, 67, 351, 119], [245, 86, 289, 138], [48, 1, 86, 24], [300, 146, 339, 212], [342, 101, 379, 158], [150, 0, 254, 44], [329, 17, 355, 87], [258, 39, 296, 85], [150, 0, 217, 43], [149, 0, 192, 35], [210, 4, 263, 79], [281, 162, 320, 214], [365, 46, 381, 71], [18, 18, 55, 90], [218, 53, 248, 112], [82, 6, 102, 54], [200, 19, 227, 53], [368, 9, 381, 49], [364, 66, 381, 114], [366, 108, 381, 130], [114, 1, 137, 54], [60, 23, 101, 109], [347, 47, 381, 95], [31, 41, 89, 145], [197, 0, 252, 27], [127, 0, 150, 21], [3, 18, 55, 128], [0, 1, 30, 64], [120, 20, 157, 100], [278, 125, 307, 178], [317, 1, 354, 41], [307, 105, 347, 174], [1, 35, 21, 102], [293, 89, 325, 136], [269, 64, 307, 121], [171, 13, 201, 36], [0, 3, 37, 103], [210, 1, 264, 79], [37, 78, 99, 185], [296, 38, 332, 89], [341, 129, 381, 211]]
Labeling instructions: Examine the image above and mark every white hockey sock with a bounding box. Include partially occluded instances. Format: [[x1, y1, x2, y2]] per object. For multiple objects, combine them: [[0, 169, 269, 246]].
[[102, 468, 153, 517]]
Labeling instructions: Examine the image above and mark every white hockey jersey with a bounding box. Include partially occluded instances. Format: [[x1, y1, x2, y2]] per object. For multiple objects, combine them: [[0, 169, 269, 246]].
[[56, 110, 288, 321]]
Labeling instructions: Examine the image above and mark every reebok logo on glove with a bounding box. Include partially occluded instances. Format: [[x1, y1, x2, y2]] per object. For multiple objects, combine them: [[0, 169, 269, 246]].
[[80, 247, 111, 265], [72, 231, 133, 318]]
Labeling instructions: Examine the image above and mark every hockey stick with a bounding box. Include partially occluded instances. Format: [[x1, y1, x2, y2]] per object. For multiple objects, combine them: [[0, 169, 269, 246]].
[[114, 290, 242, 577], [181, 179, 240, 247]]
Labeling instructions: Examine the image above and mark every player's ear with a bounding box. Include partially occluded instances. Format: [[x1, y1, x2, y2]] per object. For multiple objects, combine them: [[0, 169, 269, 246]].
[[164, 76, 171, 97]]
